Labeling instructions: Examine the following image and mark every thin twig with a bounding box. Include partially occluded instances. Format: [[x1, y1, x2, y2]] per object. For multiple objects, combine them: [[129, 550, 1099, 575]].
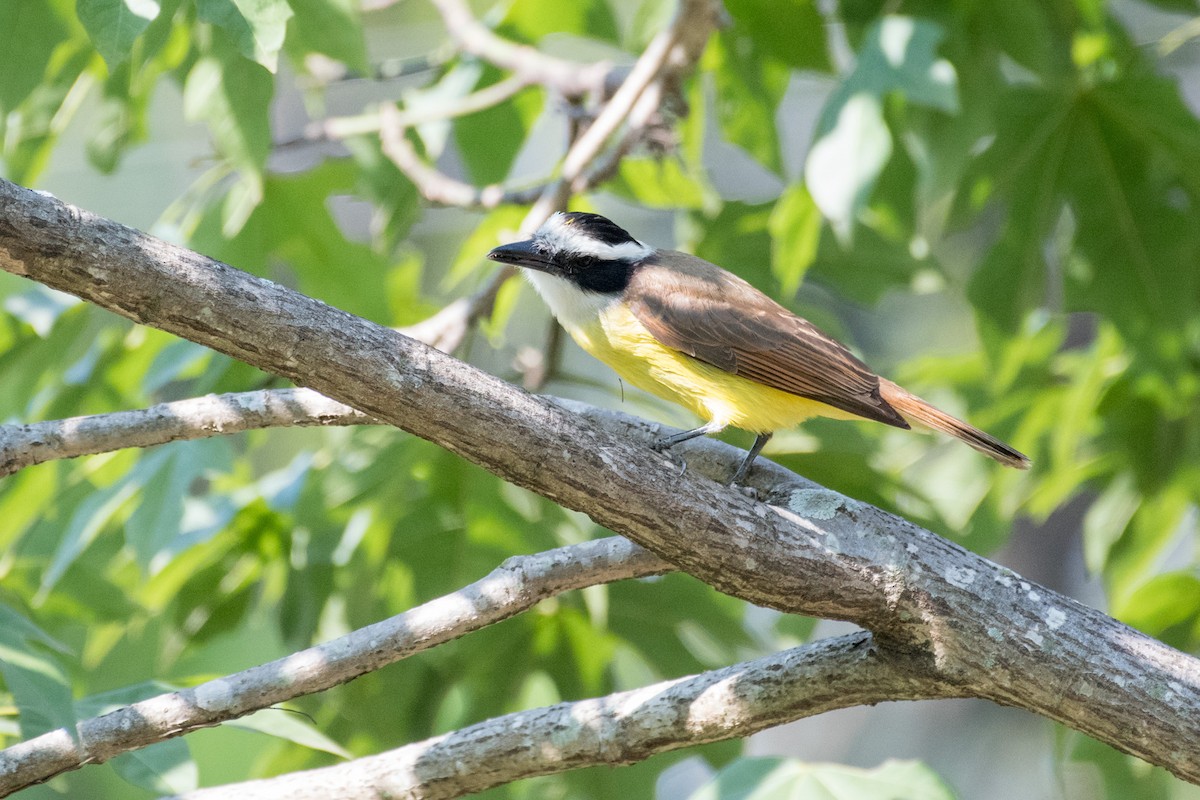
[[313, 73, 532, 141], [0, 285, 512, 477], [427, 0, 614, 99], [377, 109, 543, 208], [518, 0, 705, 230]]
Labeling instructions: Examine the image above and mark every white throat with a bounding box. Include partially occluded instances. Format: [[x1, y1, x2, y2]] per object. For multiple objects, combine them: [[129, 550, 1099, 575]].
[[523, 270, 618, 330]]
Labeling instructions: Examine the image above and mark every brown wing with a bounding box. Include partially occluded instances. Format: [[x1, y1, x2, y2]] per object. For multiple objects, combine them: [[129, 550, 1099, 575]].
[[626, 251, 908, 428]]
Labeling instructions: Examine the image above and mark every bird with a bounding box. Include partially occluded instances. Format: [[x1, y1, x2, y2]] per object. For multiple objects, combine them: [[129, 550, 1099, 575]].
[[487, 211, 1030, 484]]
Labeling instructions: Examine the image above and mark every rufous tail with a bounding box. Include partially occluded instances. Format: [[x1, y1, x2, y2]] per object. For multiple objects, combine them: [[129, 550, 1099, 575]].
[[879, 380, 1030, 469]]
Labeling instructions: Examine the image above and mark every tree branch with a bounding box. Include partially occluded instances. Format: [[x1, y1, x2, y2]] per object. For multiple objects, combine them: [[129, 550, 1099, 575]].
[[312, 73, 533, 141], [377, 112, 544, 209], [0, 275, 511, 477], [165, 632, 963, 800], [524, 0, 714, 223], [0, 538, 669, 795], [0, 389, 365, 478], [1, 179, 1199, 786], [427, 0, 615, 99]]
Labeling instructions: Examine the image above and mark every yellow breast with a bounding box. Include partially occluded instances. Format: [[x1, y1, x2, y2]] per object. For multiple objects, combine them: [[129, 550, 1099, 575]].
[[563, 303, 852, 434]]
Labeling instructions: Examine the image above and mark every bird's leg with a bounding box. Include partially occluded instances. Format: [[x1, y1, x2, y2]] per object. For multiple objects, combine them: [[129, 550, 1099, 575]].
[[652, 422, 725, 476], [729, 432, 772, 486], [652, 421, 725, 451]]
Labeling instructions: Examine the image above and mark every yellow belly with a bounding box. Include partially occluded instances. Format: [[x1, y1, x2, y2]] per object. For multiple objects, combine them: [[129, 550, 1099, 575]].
[[565, 304, 854, 434]]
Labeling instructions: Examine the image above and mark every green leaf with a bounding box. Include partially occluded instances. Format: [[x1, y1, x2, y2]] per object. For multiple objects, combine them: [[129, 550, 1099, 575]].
[[977, 1, 1070, 77], [342, 135, 421, 250], [228, 708, 352, 758], [825, 15, 959, 116], [196, 0, 293, 71], [1065, 732, 1188, 800], [182, 54, 273, 174], [1, 39, 93, 185], [110, 739, 198, 794], [1104, 485, 1191, 610], [769, 183, 821, 297], [709, 30, 790, 174], [610, 155, 713, 210], [76, 0, 161, 68], [965, 87, 1070, 332], [283, 0, 367, 72], [1113, 572, 1200, 639], [808, 16, 958, 239], [0, 0, 70, 114], [226, 162, 414, 322], [454, 65, 545, 186], [722, 0, 829, 72], [499, 0, 620, 45], [690, 201, 774, 292], [86, 60, 156, 173], [445, 206, 529, 290], [806, 92, 891, 240], [41, 475, 141, 596], [687, 757, 956, 800], [125, 439, 233, 567], [0, 605, 74, 738]]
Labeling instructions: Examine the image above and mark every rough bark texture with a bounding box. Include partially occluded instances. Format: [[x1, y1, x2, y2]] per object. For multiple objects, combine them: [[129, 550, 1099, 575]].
[[167, 633, 960, 800], [1, 179, 1199, 786]]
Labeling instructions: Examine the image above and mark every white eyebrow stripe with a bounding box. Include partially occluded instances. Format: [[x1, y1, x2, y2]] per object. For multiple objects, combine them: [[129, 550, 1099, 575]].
[[535, 214, 654, 262]]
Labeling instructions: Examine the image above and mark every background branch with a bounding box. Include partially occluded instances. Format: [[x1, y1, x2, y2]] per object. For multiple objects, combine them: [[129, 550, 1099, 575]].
[[165, 632, 962, 800], [0, 538, 669, 795], [427, 0, 615, 99]]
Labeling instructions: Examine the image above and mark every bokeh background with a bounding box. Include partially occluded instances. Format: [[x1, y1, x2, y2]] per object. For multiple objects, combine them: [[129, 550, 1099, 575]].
[[3, 0, 1200, 797]]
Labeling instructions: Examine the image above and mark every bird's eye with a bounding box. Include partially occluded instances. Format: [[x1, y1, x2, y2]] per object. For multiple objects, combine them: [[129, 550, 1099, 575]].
[[573, 255, 596, 271]]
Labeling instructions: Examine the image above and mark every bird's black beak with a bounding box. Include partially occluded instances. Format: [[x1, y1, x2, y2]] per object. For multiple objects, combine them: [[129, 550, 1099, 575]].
[[487, 239, 556, 272]]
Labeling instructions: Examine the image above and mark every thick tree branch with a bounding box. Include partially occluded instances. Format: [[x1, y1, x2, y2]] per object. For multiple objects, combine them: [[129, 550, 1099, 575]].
[[1, 180, 1199, 787], [0, 538, 669, 795], [165, 632, 963, 800]]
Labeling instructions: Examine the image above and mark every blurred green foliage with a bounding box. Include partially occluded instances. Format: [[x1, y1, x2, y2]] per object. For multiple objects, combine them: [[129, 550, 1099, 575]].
[[2, 0, 1200, 797]]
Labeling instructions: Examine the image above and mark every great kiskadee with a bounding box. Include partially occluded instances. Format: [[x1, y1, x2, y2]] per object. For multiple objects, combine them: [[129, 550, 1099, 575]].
[[488, 212, 1030, 483]]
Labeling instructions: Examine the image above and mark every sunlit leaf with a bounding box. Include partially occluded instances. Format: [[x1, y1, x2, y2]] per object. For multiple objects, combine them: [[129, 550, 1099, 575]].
[[687, 757, 956, 800], [284, 0, 367, 72], [611, 155, 714, 210], [723, 0, 829, 72], [807, 93, 891, 240], [0, 605, 74, 738], [182, 54, 273, 174], [769, 183, 820, 296], [76, 0, 161, 68], [808, 16, 958, 239], [708, 30, 790, 174], [454, 65, 545, 186], [228, 707, 352, 757], [0, 0, 70, 113], [196, 0, 293, 71], [499, 0, 619, 45]]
